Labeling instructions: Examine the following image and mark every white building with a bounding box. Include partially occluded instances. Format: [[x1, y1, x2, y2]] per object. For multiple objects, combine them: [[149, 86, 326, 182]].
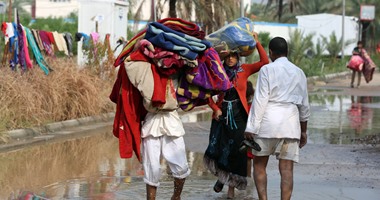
[[23, 0, 79, 18], [77, 0, 128, 65], [296, 13, 359, 56], [253, 21, 297, 41]]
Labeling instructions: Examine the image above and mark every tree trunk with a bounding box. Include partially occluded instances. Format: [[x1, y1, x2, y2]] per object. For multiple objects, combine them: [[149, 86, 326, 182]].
[[169, 0, 177, 18], [204, 0, 213, 34], [278, 0, 283, 22]]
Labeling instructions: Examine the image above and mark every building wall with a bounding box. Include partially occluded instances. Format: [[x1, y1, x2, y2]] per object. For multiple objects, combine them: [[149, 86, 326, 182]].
[[297, 13, 359, 56], [22, 0, 79, 18], [253, 21, 297, 41], [77, 0, 128, 65]]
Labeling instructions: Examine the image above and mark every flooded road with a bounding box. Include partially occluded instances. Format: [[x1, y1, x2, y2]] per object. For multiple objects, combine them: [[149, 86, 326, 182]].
[[1, 93, 380, 199]]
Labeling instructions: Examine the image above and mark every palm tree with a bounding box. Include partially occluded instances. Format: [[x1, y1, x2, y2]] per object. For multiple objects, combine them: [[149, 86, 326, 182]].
[[287, 29, 314, 65], [297, 0, 342, 15], [321, 31, 355, 59], [265, 0, 301, 22], [165, 0, 242, 34], [128, 0, 241, 34]]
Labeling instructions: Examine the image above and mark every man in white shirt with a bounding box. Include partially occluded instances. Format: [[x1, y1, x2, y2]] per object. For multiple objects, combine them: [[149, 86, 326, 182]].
[[244, 37, 310, 200]]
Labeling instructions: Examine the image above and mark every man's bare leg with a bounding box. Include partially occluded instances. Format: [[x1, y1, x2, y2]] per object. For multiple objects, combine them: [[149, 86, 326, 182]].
[[247, 158, 252, 178], [227, 186, 235, 199], [146, 184, 157, 200], [171, 178, 185, 200], [253, 156, 269, 200], [279, 159, 294, 200]]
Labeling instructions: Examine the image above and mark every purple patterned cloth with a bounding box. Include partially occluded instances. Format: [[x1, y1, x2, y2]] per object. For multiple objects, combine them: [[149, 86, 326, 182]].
[[186, 48, 232, 90]]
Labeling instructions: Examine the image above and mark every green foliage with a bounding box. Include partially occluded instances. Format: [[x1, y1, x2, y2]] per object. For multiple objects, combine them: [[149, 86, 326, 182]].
[[321, 31, 355, 59], [82, 39, 116, 79], [258, 32, 271, 49], [288, 29, 313, 66], [28, 12, 78, 55], [321, 31, 341, 59]]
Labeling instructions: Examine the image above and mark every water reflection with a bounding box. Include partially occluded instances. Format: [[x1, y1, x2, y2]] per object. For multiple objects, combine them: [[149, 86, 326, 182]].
[[308, 94, 380, 145], [183, 94, 380, 145], [0, 131, 251, 199], [1, 94, 379, 199], [0, 132, 144, 199]]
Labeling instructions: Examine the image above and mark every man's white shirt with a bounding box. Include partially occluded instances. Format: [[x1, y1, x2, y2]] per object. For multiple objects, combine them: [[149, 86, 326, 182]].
[[245, 57, 310, 139]]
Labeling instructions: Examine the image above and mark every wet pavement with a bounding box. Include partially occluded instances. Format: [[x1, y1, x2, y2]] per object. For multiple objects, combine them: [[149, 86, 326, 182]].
[[1, 72, 380, 199]]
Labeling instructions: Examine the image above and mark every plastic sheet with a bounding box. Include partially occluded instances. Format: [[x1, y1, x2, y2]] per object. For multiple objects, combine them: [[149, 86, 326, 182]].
[[206, 17, 256, 57]]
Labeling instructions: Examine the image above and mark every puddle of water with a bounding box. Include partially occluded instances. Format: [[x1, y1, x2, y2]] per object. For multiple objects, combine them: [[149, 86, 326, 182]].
[[183, 95, 380, 145], [1, 94, 380, 199], [1, 129, 380, 199], [0, 132, 229, 200], [308, 95, 380, 145]]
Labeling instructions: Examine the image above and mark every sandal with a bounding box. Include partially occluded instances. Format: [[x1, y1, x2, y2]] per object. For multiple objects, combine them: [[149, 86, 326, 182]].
[[213, 180, 224, 193]]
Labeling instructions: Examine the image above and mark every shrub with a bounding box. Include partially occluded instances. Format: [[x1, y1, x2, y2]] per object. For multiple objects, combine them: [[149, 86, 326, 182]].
[[0, 58, 114, 133]]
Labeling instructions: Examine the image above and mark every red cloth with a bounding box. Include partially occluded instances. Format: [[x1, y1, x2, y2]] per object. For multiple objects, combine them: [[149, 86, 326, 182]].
[[247, 149, 254, 159], [157, 18, 205, 39], [46, 31, 56, 45], [347, 55, 364, 71], [129, 50, 168, 107], [109, 63, 147, 161]]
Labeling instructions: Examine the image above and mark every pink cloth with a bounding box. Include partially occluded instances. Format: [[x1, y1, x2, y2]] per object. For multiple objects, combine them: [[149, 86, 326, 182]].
[[347, 55, 364, 71], [22, 28, 33, 69]]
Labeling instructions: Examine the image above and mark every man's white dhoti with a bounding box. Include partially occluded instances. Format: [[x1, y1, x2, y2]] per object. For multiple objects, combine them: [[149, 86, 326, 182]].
[[141, 111, 191, 187]]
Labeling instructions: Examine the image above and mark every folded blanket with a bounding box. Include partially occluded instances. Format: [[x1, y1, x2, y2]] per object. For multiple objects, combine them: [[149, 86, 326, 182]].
[[114, 18, 207, 67], [186, 47, 232, 91], [158, 18, 206, 39], [145, 22, 211, 60]]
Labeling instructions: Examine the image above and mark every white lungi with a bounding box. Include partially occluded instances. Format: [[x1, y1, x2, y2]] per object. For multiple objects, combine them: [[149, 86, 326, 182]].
[[141, 111, 191, 187]]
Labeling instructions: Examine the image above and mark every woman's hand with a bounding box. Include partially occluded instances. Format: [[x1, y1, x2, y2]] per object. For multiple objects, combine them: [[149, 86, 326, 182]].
[[252, 32, 259, 42], [213, 109, 222, 121]]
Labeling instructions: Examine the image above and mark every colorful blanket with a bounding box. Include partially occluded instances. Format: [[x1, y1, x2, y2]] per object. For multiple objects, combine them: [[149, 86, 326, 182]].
[[114, 18, 207, 67], [361, 49, 376, 83], [186, 47, 232, 91], [144, 22, 211, 60]]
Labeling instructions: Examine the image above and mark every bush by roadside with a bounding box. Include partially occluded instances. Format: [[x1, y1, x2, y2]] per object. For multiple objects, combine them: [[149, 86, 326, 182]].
[[0, 58, 115, 134]]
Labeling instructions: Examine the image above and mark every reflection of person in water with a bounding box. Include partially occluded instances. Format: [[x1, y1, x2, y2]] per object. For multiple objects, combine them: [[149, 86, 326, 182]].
[[348, 96, 373, 134]]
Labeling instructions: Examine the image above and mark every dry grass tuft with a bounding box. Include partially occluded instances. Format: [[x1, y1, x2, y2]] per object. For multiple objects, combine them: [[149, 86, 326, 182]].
[[0, 58, 115, 132]]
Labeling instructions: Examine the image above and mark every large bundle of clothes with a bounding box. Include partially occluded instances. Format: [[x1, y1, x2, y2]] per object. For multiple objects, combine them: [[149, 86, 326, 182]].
[[206, 17, 256, 58], [110, 18, 233, 160]]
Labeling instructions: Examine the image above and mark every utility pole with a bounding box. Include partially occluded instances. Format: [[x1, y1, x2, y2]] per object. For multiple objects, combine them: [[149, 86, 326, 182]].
[[151, 0, 156, 22], [7, 0, 11, 22], [241, 0, 245, 64], [240, 0, 244, 17], [341, 0, 345, 60]]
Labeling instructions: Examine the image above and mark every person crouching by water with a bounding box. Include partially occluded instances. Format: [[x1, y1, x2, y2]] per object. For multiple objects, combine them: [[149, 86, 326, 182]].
[[204, 32, 269, 199]]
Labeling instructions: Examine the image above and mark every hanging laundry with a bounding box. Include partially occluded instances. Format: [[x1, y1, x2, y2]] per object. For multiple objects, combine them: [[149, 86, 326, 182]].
[[21, 25, 33, 69], [16, 11, 27, 71], [52, 31, 69, 56], [63, 32, 73, 56], [39, 30, 55, 56], [24, 27, 51, 75]]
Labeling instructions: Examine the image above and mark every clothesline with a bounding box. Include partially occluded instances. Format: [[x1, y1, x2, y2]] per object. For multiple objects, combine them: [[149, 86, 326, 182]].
[[1, 22, 116, 75]]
